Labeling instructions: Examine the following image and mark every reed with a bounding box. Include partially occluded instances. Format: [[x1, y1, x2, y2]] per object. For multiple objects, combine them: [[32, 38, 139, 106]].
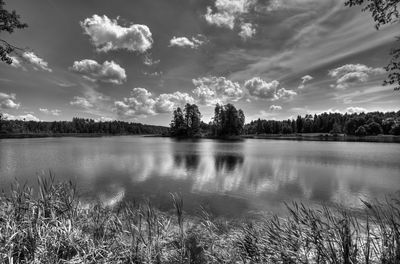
[[0, 177, 399, 263]]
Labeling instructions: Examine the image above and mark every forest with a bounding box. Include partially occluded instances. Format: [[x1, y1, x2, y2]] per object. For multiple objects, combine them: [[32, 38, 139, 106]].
[[0, 115, 169, 136], [169, 104, 400, 137], [245, 111, 400, 136]]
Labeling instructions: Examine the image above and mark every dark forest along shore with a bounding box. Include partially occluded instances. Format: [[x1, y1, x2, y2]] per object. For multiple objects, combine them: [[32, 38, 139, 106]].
[[1, 136, 399, 217]]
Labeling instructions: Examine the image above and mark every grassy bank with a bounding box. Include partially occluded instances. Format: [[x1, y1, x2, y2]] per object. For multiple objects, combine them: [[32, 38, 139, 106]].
[[1, 177, 400, 263]]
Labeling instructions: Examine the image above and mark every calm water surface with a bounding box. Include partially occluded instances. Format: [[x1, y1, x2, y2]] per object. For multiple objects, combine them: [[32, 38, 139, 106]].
[[1, 136, 399, 217]]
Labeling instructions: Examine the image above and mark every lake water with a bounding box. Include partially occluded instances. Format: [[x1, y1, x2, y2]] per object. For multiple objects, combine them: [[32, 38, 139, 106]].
[[0, 136, 399, 217]]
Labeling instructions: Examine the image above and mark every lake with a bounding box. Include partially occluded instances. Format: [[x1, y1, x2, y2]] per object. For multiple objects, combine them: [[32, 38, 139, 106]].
[[0, 136, 399, 217]]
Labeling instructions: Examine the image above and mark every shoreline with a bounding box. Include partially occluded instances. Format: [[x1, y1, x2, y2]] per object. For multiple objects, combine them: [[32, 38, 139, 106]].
[[1, 132, 400, 143]]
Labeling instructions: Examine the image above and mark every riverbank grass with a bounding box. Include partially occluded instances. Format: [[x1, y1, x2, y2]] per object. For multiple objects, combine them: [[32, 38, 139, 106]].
[[1, 177, 399, 263]]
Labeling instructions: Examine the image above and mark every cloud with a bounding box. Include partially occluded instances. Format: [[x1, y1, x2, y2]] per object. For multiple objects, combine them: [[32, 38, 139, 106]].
[[239, 23, 256, 40], [115, 88, 196, 118], [70, 96, 94, 109], [39, 108, 61, 116], [345, 106, 367, 114], [154, 92, 195, 113], [328, 64, 386, 89], [0, 92, 20, 109], [244, 77, 297, 100], [10, 52, 52, 72], [2, 113, 40, 121], [244, 77, 278, 99], [192, 76, 244, 105], [276, 87, 297, 100], [269, 105, 282, 111], [204, 0, 253, 29], [169, 36, 205, 49], [143, 55, 160, 66], [298, 75, 313, 89], [81, 14, 153, 53], [71, 59, 127, 84], [94, 116, 114, 122]]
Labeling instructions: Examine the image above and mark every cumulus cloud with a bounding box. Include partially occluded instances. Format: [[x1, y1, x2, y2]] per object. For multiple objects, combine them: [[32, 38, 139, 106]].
[[154, 92, 195, 113], [276, 87, 297, 100], [10, 52, 52, 72], [115, 88, 195, 118], [298, 75, 313, 89], [244, 77, 297, 100], [205, 0, 254, 29], [71, 59, 127, 84], [39, 108, 61, 116], [269, 105, 282, 111], [345, 106, 367, 114], [2, 113, 40, 121], [192, 76, 244, 105], [169, 36, 205, 49], [0, 92, 20, 109], [239, 23, 256, 40], [81, 14, 153, 53], [70, 96, 94, 109], [328, 64, 386, 89], [244, 77, 278, 99]]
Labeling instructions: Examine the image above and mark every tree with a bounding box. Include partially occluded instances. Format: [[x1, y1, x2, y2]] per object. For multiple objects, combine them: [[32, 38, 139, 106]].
[[170, 104, 201, 137], [0, 0, 28, 64], [366, 121, 383, 135], [355, 125, 367, 136], [345, 0, 400, 90], [212, 103, 245, 137]]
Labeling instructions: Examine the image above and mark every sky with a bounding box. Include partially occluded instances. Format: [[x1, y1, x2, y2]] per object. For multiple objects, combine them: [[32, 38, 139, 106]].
[[0, 0, 399, 126]]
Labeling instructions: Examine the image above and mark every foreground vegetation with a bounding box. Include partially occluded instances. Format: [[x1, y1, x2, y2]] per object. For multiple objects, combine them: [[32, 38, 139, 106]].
[[1, 177, 400, 263]]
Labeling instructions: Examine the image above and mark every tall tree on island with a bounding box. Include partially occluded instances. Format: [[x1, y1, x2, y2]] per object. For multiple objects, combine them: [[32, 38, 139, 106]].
[[0, 0, 28, 64], [212, 103, 245, 137], [170, 104, 201, 137]]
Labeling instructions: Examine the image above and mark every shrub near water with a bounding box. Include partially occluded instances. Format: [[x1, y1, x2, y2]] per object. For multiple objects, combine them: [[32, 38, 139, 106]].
[[0, 177, 399, 263]]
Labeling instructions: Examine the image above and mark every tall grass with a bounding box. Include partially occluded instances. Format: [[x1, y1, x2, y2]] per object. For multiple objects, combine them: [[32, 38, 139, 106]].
[[0, 177, 399, 263]]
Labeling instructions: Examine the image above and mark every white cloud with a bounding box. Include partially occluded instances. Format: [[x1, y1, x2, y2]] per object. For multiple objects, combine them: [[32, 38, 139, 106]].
[[244, 77, 297, 100], [70, 96, 94, 109], [244, 77, 279, 100], [10, 52, 52, 72], [71, 59, 126, 84], [39, 108, 61, 116], [192, 76, 244, 105], [143, 55, 160, 66], [2, 113, 40, 121], [239, 23, 256, 40], [169, 36, 204, 49], [205, 0, 254, 29], [115, 88, 196, 118], [22, 52, 52, 72], [276, 87, 297, 100], [81, 14, 153, 53], [154, 92, 195, 113], [269, 105, 282, 111], [0, 92, 20, 109], [345, 106, 367, 114], [328, 64, 386, 89], [298, 75, 313, 89], [94, 116, 114, 122]]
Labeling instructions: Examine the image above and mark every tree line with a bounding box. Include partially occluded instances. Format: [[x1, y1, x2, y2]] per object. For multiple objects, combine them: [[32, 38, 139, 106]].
[[170, 104, 400, 137], [0, 116, 169, 135], [244, 111, 400, 136]]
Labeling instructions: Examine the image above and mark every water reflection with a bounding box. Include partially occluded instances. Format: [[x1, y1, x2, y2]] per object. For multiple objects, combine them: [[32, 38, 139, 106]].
[[0, 137, 399, 216]]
